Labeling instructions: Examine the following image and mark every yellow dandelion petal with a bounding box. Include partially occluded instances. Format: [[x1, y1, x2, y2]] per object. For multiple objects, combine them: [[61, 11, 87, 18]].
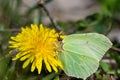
[[36, 58, 42, 74], [52, 59, 63, 69], [9, 41, 16, 44], [9, 50, 12, 54], [12, 52, 22, 60], [10, 37, 16, 41], [12, 57, 18, 60], [23, 59, 31, 68], [56, 61, 64, 70], [40, 24, 44, 31], [50, 63, 58, 72], [31, 61, 36, 72], [9, 24, 64, 74], [30, 56, 34, 63], [20, 54, 31, 61], [19, 51, 29, 58], [44, 57, 52, 72], [60, 35, 66, 39]]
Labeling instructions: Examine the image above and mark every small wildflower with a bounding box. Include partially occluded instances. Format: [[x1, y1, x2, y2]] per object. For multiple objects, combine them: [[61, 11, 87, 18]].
[[9, 24, 64, 74]]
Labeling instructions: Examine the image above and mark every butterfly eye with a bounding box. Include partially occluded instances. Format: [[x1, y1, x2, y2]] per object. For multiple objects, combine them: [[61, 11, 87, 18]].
[[57, 34, 63, 41], [57, 37, 62, 41]]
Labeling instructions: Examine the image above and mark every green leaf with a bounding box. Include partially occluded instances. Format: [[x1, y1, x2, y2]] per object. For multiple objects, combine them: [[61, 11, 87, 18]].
[[0, 55, 11, 80], [3, 61, 16, 80], [100, 61, 111, 72], [41, 72, 57, 80], [53, 75, 59, 80], [58, 33, 112, 79]]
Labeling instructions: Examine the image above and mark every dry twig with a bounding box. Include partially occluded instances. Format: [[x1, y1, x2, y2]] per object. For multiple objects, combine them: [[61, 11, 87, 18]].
[[110, 46, 120, 56], [0, 29, 20, 32], [38, 0, 61, 32]]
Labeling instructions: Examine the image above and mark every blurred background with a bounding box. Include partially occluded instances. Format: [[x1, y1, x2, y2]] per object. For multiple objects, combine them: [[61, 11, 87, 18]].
[[0, 0, 120, 80]]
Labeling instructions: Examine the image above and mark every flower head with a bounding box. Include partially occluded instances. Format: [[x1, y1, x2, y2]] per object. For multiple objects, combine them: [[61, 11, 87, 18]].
[[9, 24, 64, 74]]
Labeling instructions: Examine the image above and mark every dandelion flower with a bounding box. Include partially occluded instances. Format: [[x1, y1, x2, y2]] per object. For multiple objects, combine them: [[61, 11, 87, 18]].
[[9, 24, 64, 74]]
